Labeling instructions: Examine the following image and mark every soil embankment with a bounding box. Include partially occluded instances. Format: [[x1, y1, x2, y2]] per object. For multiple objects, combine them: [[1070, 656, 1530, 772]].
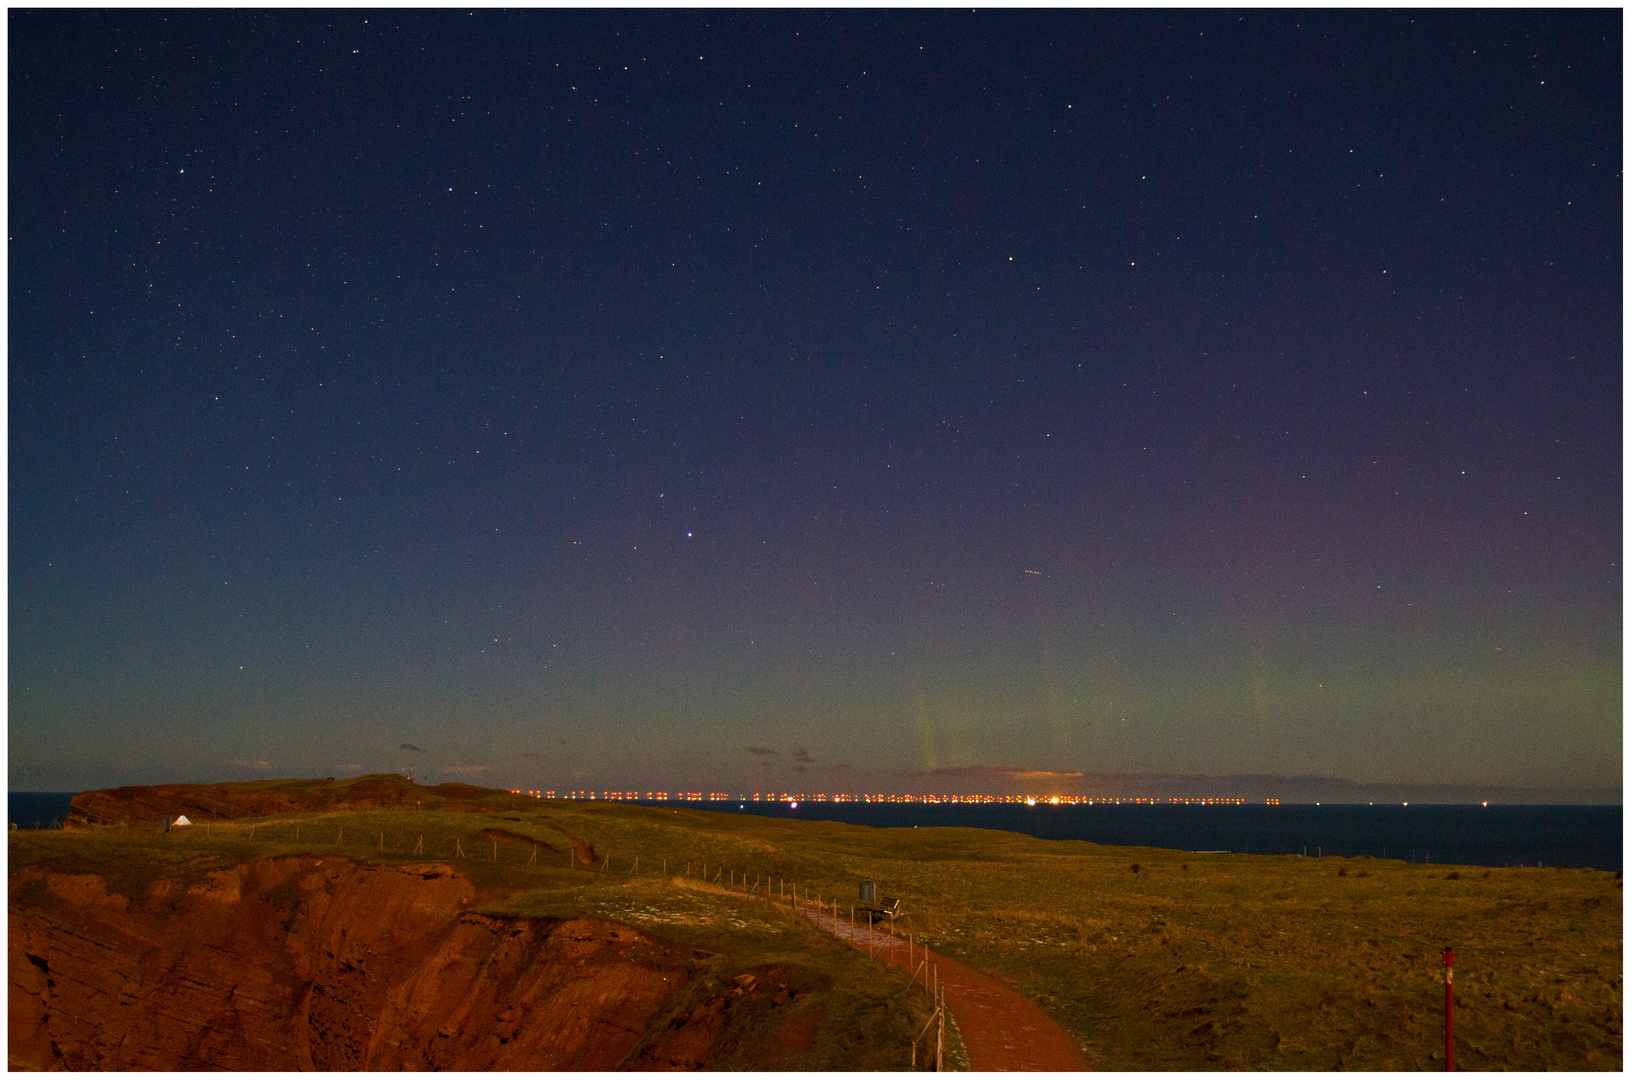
[[802, 909, 1094, 1070], [9, 855, 784, 1070]]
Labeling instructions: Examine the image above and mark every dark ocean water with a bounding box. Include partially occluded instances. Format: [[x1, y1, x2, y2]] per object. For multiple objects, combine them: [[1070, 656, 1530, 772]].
[[10, 792, 76, 830], [13, 792, 1621, 870], [705, 801, 1623, 871]]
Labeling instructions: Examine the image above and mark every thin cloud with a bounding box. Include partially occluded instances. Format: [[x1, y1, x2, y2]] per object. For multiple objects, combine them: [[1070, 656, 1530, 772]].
[[792, 747, 813, 764], [400, 743, 424, 753], [919, 766, 1086, 781], [747, 746, 779, 756], [441, 764, 489, 776]]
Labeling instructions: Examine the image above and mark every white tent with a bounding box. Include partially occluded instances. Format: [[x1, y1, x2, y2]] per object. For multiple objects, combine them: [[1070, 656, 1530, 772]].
[[172, 815, 192, 826]]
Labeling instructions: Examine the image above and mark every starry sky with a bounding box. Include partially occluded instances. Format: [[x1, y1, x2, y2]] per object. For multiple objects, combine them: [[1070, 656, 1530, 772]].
[[9, 10, 1622, 798]]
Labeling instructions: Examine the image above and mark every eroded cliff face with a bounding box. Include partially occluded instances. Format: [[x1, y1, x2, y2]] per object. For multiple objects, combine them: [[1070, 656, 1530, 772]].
[[8, 857, 767, 1070]]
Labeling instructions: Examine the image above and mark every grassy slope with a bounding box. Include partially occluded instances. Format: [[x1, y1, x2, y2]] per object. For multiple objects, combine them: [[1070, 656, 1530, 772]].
[[15, 780, 1621, 1070], [549, 802, 1621, 1070]]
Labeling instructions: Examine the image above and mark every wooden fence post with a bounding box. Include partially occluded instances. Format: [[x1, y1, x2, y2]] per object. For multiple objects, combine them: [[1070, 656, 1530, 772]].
[[937, 986, 944, 1070], [1444, 947, 1455, 1071]]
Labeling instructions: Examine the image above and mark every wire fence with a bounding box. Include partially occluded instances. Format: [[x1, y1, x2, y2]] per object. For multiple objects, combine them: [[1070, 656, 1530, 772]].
[[667, 862, 949, 1069]]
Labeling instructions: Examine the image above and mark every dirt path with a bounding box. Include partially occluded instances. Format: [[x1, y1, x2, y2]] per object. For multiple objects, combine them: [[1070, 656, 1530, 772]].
[[801, 909, 1093, 1071]]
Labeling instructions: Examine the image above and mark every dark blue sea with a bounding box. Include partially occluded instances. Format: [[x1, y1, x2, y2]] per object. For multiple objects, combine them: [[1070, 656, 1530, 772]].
[[704, 801, 1622, 871], [14, 792, 1621, 870], [9, 792, 76, 831]]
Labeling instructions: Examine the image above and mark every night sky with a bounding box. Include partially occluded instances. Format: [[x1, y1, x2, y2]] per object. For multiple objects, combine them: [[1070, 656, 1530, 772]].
[[10, 10, 1621, 799]]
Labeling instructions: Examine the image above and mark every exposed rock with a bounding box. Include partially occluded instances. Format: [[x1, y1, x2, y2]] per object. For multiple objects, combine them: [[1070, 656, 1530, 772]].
[[8, 856, 718, 1070], [366, 914, 688, 1070]]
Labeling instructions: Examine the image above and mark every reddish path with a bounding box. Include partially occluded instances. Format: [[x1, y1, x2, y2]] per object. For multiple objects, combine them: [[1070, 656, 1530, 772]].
[[801, 909, 1093, 1071]]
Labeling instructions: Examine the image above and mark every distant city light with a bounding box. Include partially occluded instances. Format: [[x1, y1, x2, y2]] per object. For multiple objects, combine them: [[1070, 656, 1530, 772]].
[[546, 791, 1255, 806]]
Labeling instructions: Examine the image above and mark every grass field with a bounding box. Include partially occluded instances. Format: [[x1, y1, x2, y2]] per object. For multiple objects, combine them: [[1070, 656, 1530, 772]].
[[14, 778, 1621, 1070]]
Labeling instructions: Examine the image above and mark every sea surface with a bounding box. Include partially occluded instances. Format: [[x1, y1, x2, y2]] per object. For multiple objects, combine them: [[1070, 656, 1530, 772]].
[[10, 792, 76, 831], [11, 791, 1621, 871], [708, 801, 1623, 871]]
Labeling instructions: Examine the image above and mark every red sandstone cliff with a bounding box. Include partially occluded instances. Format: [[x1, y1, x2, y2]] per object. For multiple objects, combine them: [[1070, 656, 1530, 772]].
[[9, 856, 806, 1070]]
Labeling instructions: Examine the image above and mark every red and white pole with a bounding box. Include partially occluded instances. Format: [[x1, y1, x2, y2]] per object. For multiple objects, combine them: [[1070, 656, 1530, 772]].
[[1442, 946, 1454, 1071]]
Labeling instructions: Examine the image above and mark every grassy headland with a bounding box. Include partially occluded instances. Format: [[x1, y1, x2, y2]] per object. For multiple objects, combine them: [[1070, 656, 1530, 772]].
[[15, 776, 1621, 1069]]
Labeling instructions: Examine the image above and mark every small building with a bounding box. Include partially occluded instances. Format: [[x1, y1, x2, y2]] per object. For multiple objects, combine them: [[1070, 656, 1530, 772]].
[[172, 815, 192, 827]]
